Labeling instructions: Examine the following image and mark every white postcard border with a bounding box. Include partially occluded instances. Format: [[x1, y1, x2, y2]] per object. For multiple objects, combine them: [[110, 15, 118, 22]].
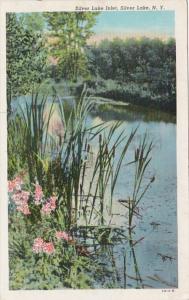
[[0, 1, 188, 299]]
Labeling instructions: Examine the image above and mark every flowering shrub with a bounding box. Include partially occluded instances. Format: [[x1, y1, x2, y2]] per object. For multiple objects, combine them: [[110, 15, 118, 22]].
[[8, 177, 57, 217], [32, 238, 44, 253], [8, 176, 76, 254], [55, 231, 72, 242], [32, 238, 55, 254], [8, 176, 59, 254], [41, 196, 57, 215], [9, 176, 31, 215], [34, 184, 43, 205], [8, 176, 23, 192], [42, 242, 55, 254], [8, 175, 95, 289]]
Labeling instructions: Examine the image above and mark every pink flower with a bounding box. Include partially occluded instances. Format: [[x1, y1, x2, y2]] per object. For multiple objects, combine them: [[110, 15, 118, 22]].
[[17, 203, 31, 215], [34, 184, 43, 205], [42, 242, 55, 254], [32, 238, 44, 253], [41, 202, 52, 215], [12, 190, 30, 206], [12, 190, 30, 215], [8, 176, 23, 192], [32, 239, 55, 254], [8, 181, 15, 193], [49, 196, 57, 210], [55, 231, 72, 242], [41, 196, 57, 215]]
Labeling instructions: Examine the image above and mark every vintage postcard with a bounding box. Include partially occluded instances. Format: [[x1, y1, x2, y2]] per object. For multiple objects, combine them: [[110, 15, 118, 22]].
[[0, 0, 188, 299]]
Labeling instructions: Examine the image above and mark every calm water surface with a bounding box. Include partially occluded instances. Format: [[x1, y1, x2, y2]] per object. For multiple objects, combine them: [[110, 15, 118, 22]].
[[89, 104, 177, 288]]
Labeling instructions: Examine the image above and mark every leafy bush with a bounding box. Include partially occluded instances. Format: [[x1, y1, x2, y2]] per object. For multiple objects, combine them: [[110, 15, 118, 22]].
[[8, 176, 94, 289], [6, 13, 49, 117]]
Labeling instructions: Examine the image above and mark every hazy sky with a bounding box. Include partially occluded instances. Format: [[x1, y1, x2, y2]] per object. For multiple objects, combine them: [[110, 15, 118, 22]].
[[93, 11, 175, 37]]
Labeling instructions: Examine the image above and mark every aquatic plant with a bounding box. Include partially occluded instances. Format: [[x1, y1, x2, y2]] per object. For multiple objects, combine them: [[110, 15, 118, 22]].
[[8, 115, 27, 178], [8, 86, 154, 289], [18, 88, 56, 185]]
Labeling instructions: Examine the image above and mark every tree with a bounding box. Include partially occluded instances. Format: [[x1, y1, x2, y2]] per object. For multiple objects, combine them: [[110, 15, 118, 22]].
[[44, 12, 99, 81], [20, 13, 46, 33], [6, 13, 48, 113]]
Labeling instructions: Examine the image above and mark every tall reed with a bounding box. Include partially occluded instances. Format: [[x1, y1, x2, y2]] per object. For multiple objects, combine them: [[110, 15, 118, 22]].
[[10, 86, 153, 233], [129, 133, 153, 228], [19, 88, 56, 186]]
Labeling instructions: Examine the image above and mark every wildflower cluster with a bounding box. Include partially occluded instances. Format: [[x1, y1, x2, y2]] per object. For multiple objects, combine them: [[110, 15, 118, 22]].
[[41, 196, 57, 215], [8, 176, 23, 192], [8, 176, 31, 215], [32, 238, 55, 254], [12, 190, 31, 215], [32, 231, 72, 255], [8, 176, 73, 256], [8, 177, 57, 216], [55, 231, 72, 242]]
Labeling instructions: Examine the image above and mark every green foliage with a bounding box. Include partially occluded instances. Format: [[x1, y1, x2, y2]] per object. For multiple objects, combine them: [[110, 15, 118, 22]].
[[8, 191, 93, 289], [10, 257, 63, 290], [18, 89, 56, 186], [8, 87, 151, 227], [86, 38, 176, 112], [20, 13, 46, 33], [44, 12, 99, 81], [64, 257, 93, 288], [6, 13, 48, 114], [8, 115, 27, 178], [8, 87, 154, 289]]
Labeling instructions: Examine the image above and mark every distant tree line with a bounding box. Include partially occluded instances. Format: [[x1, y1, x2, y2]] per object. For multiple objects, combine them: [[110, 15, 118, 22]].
[[84, 38, 176, 112], [6, 12, 176, 113]]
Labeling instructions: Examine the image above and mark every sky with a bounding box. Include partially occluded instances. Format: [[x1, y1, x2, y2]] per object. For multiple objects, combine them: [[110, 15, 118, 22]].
[[92, 11, 175, 37]]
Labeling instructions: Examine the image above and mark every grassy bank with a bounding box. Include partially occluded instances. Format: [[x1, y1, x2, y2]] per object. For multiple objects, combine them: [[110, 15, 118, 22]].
[[74, 79, 176, 114]]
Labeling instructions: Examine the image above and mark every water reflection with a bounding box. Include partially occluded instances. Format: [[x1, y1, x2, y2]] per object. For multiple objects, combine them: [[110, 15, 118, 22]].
[[88, 103, 177, 289], [90, 103, 176, 124]]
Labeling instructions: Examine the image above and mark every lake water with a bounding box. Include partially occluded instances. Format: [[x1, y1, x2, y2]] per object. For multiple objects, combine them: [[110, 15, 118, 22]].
[[88, 103, 177, 288]]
